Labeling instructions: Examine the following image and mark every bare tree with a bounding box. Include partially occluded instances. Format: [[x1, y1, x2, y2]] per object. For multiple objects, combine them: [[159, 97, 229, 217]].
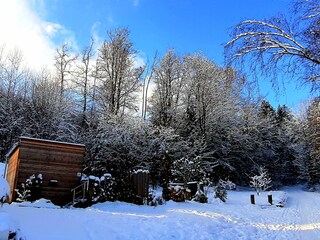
[[96, 28, 143, 117], [74, 38, 95, 128], [54, 43, 78, 101], [225, 0, 320, 90], [1, 48, 27, 99], [141, 51, 158, 120], [150, 49, 183, 127]]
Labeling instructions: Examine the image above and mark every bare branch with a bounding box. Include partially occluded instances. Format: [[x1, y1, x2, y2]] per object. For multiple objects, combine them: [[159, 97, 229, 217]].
[[225, 1, 320, 91]]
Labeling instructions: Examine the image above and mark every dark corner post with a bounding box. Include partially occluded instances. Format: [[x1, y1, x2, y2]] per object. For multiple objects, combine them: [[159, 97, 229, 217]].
[[250, 194, 255, 204], [268, 193, 272, 205]]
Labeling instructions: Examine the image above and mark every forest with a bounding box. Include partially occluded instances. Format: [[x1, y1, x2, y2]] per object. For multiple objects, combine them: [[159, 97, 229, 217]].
[[0, 0, 319, 203]]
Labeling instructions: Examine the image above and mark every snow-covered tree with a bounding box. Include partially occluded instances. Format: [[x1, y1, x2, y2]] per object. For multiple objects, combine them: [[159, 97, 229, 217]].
[[250, 167, 272, 195], [150, 49, 183, 128], [307, 98, 320, 184], [171, 156, 207, 184]]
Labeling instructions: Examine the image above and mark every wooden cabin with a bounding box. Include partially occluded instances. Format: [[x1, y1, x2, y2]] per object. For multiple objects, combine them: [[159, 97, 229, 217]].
[[5, 137, 85, 206]]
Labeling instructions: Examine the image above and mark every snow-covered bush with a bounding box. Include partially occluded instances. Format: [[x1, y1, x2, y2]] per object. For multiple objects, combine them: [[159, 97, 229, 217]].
[[148, 190, 164, 206], [97, 173, 116, 202], [83, 173, 116, 203], [172, 157, 205, 184], [193, 189, 208, 203], [214, 180, 228, 202], [250, 167, 272, 195], [15, 174, 42, 202], [15, 183, 30, 203], [218, 180, 236, 190]]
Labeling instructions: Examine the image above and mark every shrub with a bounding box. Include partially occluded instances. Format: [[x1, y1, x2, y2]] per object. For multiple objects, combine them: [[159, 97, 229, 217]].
[[15, 174, 42, 202], [214, 180, 228, 202], [148, 190, 164, 206], [250, 167, 272, 195], [193, 189, 208, 203], [84, 173, 116, 203]]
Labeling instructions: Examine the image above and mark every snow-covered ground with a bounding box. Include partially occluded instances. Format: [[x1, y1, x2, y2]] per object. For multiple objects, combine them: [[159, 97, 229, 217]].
[[0, 162, 5, 178], [1, 161, 320, 240], [1, 187, 320, 239]]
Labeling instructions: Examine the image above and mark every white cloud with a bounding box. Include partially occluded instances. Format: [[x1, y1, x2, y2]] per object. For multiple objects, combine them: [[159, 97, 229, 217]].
[[0, 0, 75, 71], [133, 54, 146, 68], [91, 21, 103, 48], [43, 22, 64, 37]]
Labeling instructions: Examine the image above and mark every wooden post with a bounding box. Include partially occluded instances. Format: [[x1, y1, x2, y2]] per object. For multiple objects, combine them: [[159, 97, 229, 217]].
[[250, 194, 255, 204], [72, 190, 75, 206], [268, 194, 272, 205], [132, 170, 149, 199]]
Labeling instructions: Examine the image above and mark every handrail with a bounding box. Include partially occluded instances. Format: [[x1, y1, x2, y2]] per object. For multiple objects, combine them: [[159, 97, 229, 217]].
[[71, 180, 89, 206]]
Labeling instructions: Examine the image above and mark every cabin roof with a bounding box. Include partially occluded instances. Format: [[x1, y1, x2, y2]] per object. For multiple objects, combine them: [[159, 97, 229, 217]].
[[6, 136, 85, 159], [5, 142, 19, 159], [19, 136, 85, 148]]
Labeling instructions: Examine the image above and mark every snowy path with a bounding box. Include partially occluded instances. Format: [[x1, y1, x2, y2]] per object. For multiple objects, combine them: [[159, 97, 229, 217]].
[[276, 188, 320, 239], [2, 186, 320, 240], [229, 187, 320, 240]]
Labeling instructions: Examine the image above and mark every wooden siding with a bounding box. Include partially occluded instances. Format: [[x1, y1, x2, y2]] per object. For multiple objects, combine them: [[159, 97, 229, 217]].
[[6, 147, 20, 202], [132, 171, 149, 198], [6, 137, 85, 206]]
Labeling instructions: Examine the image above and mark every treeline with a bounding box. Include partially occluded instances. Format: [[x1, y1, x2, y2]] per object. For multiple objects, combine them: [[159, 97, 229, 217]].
[[0, 28, 319, 202]]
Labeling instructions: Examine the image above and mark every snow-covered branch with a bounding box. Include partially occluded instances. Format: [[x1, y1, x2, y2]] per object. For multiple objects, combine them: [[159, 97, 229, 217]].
[[225, 0, 320, 89]]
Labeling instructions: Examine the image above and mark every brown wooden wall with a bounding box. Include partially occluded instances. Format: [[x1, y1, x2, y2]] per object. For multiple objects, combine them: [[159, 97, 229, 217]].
[[6, 147, 20, 202], [6, 137, 85, 206], [132, 171, 149, 198]]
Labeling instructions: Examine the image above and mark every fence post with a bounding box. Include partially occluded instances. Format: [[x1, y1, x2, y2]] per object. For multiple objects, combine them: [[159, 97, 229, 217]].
[[268, 194, 272, 205], [132, 170, 149, 201], [250, 194, 255, 204]]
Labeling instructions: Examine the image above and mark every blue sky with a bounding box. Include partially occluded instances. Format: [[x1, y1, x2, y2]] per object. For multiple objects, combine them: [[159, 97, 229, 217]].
[[0, 0, 314, 110]]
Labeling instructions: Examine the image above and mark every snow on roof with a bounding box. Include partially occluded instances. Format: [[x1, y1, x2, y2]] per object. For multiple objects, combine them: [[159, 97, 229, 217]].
[[20, 136, 85, 148]]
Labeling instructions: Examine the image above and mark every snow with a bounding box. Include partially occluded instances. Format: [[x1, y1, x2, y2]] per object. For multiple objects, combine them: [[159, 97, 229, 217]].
[[15, 199, 60, 209], [1, 184, 320, 239], [133, 169, 150, 174], [0, 163, 24, 239], [0, 162, 5, 178], [0, 178, 9, 201], [0, 163, 9, 202]]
